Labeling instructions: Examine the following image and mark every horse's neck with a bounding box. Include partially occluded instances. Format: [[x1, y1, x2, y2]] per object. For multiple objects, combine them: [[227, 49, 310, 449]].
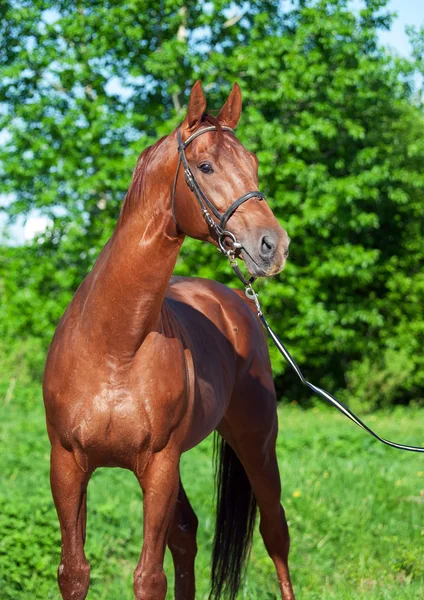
[[78, 138, 183, 358]]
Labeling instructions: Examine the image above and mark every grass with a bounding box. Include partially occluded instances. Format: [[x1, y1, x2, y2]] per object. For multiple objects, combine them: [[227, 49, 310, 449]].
[[0, 378, 423, 599]]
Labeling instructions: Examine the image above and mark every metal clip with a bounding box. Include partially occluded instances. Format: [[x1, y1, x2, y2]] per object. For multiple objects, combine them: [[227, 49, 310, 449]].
[[245, 284, 263, 316], [227, 249, 237, 263]]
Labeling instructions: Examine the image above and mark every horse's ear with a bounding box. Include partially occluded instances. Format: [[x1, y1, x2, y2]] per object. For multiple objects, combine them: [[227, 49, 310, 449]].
[[181, 80, 207, 132], [217, 82, 242, 129]]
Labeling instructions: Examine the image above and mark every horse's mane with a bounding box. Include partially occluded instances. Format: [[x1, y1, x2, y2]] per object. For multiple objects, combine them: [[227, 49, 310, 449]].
[[121, 135, 167, 218], [121, 113, 223, 218]]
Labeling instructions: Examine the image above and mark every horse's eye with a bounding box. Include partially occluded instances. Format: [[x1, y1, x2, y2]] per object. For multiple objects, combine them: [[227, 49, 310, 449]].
[[198, 162, 214, 174]]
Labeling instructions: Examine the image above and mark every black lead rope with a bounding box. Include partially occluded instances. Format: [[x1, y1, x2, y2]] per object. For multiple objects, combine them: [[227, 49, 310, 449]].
[[243, 284, 424, 453]]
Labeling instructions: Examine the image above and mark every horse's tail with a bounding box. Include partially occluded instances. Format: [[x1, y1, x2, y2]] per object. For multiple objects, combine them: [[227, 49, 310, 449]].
[[210, 434, 257, 600]]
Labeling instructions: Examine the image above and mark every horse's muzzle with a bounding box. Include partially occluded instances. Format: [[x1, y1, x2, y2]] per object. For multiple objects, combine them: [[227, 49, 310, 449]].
[[239, 229, 290, 277]]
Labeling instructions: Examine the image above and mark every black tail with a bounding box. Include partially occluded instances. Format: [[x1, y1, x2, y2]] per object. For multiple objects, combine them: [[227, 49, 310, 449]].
[[210, 434, 257, 600]]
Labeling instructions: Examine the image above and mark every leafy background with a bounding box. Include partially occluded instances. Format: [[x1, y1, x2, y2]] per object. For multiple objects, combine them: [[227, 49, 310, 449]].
[[0, 0, 424, 598], [1, 0, 424, 408]]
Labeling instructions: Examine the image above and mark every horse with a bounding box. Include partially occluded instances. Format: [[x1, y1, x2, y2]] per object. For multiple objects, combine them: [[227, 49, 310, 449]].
[[43, 80, 294, 600]]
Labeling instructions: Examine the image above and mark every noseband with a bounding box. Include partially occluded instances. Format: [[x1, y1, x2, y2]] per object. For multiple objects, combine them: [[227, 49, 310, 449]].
[[171, 125, 266, 256]]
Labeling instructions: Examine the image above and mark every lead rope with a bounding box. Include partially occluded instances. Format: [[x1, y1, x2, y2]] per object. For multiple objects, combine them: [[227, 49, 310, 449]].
[[232, 266, 424, 453]]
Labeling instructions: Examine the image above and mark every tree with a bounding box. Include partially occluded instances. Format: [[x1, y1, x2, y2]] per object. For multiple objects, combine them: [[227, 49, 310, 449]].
[[1, 0, 423, 407]]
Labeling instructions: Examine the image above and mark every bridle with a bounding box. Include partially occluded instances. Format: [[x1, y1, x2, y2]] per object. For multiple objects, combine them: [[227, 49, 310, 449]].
[[171, 122, 424, 454], [171, 125, 266, 263]]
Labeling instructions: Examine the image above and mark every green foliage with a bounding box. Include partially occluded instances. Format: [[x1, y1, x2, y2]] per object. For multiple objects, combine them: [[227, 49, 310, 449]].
[[1, 377, 424, 599], [339, 348, 420, 412], [1, 0, 424, 407]]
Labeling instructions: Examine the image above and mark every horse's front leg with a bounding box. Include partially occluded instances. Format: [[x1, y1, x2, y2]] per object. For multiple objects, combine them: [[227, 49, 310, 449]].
[[133, 448, 180, 600], [50, 441, 91, 600]]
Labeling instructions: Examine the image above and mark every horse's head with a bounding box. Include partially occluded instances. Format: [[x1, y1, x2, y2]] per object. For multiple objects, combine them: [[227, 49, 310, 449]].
[[172, 81, 289, 278]]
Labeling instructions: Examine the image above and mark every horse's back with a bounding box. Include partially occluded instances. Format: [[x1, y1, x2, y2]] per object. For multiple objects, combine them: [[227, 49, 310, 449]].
[[166, 275, 268, 366], [166, 276, 274, 392]]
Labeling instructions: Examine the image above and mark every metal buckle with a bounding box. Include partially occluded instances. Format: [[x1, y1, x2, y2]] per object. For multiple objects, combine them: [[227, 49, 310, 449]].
[[184, 169, 194, 191], [202, 209, 221, 234]]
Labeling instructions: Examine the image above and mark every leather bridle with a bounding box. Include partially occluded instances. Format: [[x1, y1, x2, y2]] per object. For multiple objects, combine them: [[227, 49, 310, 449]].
[[171, 125, 266, 257]]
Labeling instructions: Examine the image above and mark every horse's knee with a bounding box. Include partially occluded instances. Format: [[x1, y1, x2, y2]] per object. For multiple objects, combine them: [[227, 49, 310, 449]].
[[58, 559, 90, 600], [133, 566, 167, 600]]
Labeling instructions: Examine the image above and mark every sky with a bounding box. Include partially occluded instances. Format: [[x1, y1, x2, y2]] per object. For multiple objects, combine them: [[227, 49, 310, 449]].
[[1, 0, 424, 244], [375, 0, 423, 54]]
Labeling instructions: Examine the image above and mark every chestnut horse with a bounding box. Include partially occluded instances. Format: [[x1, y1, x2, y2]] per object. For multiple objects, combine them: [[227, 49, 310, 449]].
[[43, 81, 294, 600]]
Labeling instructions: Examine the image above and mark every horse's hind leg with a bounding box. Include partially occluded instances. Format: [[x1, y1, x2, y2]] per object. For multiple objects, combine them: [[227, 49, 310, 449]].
[[247, 439, 294, 599], [133, 449, 180, 600], [50, 442, 91, 600], [221, 389, 295, 599], [168, 479, 198, 600]]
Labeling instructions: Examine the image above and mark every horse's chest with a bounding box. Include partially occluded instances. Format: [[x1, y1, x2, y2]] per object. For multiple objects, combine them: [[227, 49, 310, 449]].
[[67, 333, 189, 461]]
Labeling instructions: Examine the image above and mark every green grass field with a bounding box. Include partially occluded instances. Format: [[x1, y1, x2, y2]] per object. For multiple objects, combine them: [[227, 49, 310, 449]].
[[0, 379, 423, 599]]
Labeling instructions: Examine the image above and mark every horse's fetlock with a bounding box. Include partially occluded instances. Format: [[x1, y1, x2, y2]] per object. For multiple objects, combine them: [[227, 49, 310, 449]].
[[58, 559, 90, 600]]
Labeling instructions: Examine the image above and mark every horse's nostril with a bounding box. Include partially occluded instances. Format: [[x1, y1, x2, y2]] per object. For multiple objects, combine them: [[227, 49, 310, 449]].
[[259, 235, 276, 259], [263, 238, 272, 251]]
